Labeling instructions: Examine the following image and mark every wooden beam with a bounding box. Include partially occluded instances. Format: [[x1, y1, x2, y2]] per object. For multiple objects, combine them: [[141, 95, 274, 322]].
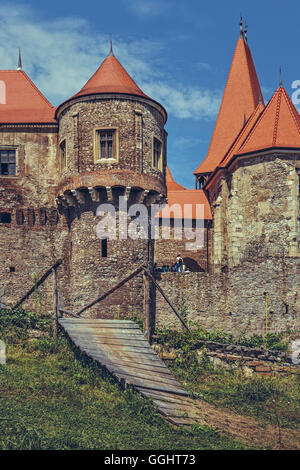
[[13, 260, 63, 310], [76, 265, 144, 316], [142, 267, 192, 334]]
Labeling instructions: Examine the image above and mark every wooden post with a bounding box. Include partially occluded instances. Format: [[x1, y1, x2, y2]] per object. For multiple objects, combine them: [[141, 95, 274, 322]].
[[52, 268, 58, 340], [143, 271, 151, 342]]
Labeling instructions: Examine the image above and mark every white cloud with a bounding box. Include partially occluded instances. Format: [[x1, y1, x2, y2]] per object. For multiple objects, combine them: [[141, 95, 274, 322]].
[[141, 81, 221, 120], [125, 0, 164, 18], [0, 2, 220, 121]]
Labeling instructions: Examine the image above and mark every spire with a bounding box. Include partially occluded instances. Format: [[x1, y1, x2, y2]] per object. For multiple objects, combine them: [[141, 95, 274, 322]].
[[279, 66, 283, 87], [109, 37, 114, 57], [240, 14, 243, 37], [244, 19, 248, 43], [17, 48, 22, 71], [194, 35, 264, 176], [166, 166, 186, 191]]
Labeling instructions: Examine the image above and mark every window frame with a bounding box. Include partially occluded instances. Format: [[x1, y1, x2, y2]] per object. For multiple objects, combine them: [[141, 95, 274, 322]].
[[94, 127, 119, 163], [0, 147, 18, 178], [152, 136, 163, 171]]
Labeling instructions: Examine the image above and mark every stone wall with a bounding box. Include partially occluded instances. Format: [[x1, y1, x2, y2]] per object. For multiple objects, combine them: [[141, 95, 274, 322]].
[[154, 222, 209, 272], [155, 257, 300, 337], [209, 153, 300, 272]]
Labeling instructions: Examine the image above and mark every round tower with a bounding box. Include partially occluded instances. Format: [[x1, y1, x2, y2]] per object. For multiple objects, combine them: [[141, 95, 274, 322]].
[[55, 45, 167, 317]]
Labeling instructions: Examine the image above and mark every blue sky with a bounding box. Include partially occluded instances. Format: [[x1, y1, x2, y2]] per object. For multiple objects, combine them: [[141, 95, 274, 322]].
[[0, 0, 299, 188]]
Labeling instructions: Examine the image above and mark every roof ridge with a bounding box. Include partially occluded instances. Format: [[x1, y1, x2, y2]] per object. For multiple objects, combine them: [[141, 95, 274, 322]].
[[281, 87, 300, 134], [273, 88, 282, 146], [19, 70, 54, 109]]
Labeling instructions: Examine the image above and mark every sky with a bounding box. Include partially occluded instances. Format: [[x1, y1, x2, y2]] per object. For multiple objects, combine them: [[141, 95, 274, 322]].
[[0, 0, 299, 188]]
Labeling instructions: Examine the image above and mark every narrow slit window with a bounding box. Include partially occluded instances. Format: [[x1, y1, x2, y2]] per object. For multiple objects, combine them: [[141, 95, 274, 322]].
[[153, 137, 162, 170], [0, 150, 16, 176], [60, 140, 66, 171], [101, 238, 108, 258]]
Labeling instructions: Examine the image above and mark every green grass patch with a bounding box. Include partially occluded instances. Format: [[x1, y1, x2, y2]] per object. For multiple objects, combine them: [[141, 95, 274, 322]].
[[0, 309, 250, 450]]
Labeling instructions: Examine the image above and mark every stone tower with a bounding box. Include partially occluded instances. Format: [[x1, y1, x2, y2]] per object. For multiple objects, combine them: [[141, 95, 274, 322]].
[[55, 46, 168, 317]]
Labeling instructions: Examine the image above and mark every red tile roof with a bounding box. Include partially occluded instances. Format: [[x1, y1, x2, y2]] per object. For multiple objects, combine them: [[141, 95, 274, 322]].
[[219, 102, 265, 167], [166, 165, 186, 190], [194, 37, 264, 176], [72, 54, 150, 100], [0, 70, 56, 124], [237, 86, 300, 154], [160, 189, 212, 220]]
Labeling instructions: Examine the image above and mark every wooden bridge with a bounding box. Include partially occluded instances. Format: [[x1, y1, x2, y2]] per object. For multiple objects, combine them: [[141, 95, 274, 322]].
[[58, 317, 201, 426], [15, 261, 202, 426]]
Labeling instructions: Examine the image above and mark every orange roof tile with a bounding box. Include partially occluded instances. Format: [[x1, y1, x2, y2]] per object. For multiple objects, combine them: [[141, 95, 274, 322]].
[[72, 54, 150, 100], [194, 37, 264, 176], [159, 189, 212, 220], [237, 86, 300, 154], [219, 102, 265, 167], [0, 70, 56, 124], [166, 165, 186, 190]]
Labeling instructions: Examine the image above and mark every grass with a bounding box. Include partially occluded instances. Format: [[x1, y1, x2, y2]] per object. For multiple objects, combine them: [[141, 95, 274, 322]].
[[168, 346, 300, 431], [0, 309, 250, 450]]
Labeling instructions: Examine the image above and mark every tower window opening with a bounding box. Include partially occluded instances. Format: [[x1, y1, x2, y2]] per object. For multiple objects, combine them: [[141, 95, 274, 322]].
[[0, 150, 16, 176], [0, 212, 11, 223], [101, 238, 108, 258], [98, 130, 116, 160], [153, 137, 162, 170], [199, 176, 206, 189], [60, 140, 66, 171]]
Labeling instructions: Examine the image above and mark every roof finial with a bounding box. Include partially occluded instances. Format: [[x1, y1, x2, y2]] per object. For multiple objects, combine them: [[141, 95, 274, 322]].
[[17, 48, 22, 71], [279, 66, 283, 87], [109, 37, 114, 57], [244, 19, 248, 43], [240, 14, 243, 37]]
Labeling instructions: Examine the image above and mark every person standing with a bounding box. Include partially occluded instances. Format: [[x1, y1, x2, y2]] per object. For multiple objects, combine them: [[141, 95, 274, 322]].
[[176, 254, 183, 272]]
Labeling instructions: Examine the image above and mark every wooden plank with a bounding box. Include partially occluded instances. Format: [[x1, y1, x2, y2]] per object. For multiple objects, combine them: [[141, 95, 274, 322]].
[[79, 351, 172, 375], [96, 363, 181, 387], [165, 416, 196, 426], [139, 389, 194, 404], [69, 336, 154, 351], [59, 319, 140, 328], [124, 378, 189, 396], [81, 348, 169, 369]]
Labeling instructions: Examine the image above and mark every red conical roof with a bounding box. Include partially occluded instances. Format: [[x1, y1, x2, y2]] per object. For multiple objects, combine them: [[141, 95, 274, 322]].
[[194, 36, 264, 176], [0, 70, 56, 124], [166, 165, 186, 190], [72, 54, 150, 100], [237, 86, 300, 154]]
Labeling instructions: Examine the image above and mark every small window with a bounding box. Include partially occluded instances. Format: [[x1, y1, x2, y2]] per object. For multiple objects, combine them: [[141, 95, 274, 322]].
[[199, 176, 206, 189], [97, 130, 117, 160], [9, 267, 15, 273], [101, 238, 108, 258], [0, 212, 11, 223], [0, 150, 16, 176], [60, 140, 66, 171], [153, 137, 162, 170]]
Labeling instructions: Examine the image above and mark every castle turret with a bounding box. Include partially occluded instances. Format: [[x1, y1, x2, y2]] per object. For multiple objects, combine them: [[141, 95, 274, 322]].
[[55, 46, 168, 317]]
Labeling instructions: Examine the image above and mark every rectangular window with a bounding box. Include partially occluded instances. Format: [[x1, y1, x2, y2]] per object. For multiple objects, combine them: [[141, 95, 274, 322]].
[[0, 212, 11, 223], [153, 137, 162, 170], [97, 129, 117, 160], [0, 150, 16, 176], [60, 140, 66, 171]]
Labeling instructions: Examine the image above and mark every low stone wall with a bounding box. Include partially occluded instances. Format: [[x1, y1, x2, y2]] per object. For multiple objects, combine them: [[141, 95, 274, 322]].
[[155, 257, 300, 337], [152, 341, 299, 376]]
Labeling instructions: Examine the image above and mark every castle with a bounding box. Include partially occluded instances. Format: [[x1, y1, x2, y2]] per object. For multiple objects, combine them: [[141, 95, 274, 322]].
[[0, 25, 299, 336]]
